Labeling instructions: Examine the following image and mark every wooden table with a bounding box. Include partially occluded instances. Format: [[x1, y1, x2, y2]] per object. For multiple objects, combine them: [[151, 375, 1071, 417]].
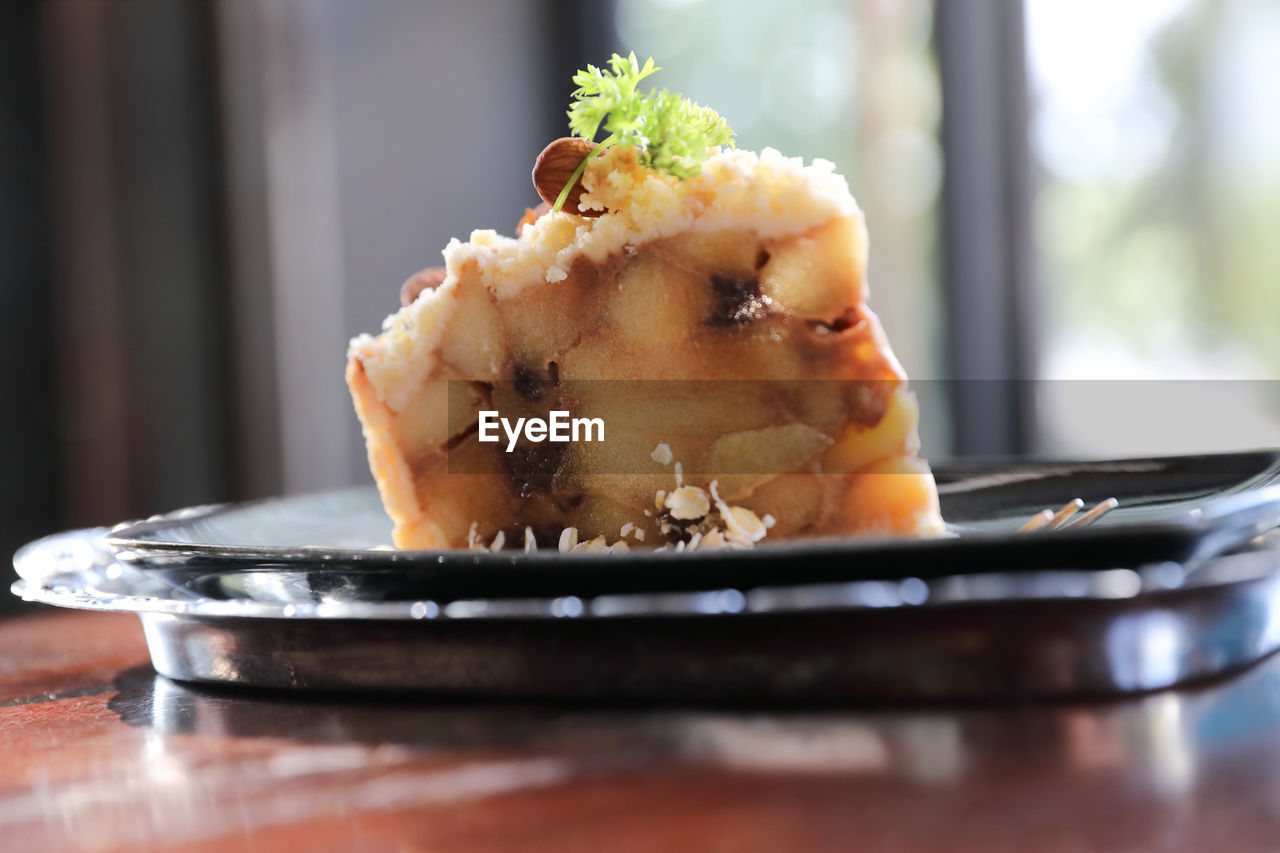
[[3, 609, 1280, 851]]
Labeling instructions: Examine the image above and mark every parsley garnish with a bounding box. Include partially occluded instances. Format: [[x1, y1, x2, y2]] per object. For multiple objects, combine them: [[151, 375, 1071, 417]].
[[552, 53, 735, 212]]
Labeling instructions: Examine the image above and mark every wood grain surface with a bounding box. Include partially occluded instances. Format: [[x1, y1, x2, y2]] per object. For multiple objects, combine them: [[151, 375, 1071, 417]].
[[3, 609, 1280, 852]]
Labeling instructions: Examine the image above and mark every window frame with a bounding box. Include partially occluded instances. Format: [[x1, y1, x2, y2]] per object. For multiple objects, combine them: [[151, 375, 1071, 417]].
[[935, 0, 1041, 455]]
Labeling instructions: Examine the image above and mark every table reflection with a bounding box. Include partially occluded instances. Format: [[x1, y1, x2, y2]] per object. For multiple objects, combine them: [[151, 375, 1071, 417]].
[[19, 658, 1280, 850], [105, 663, 1279, 787]]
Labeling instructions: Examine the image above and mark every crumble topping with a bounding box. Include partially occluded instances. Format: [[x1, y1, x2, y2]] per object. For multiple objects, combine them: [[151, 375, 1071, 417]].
[[348, 146, 863, 411]]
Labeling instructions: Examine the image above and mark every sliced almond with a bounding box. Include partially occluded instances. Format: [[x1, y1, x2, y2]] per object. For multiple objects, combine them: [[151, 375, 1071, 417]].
[[665, 485, 711, 520]]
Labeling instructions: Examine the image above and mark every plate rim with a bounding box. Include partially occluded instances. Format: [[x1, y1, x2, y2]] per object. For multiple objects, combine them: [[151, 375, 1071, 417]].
[[100, 451, 1280, 579]]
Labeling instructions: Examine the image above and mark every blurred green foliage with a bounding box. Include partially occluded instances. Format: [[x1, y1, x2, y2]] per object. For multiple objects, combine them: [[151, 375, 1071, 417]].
[[1040, 0, 1280, 374]]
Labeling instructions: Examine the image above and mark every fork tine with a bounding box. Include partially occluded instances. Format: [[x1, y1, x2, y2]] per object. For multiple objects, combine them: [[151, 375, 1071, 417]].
[[1060, 497, 1119, 530], [1016, 508, 1055, 533], [1045, 499, 1085, 530]]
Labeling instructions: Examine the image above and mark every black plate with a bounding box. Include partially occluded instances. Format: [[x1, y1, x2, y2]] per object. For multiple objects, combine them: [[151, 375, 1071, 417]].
[[102, 452, 1280, 602]]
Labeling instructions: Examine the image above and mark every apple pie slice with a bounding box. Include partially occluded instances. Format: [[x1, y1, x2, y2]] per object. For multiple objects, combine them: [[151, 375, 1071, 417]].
[[346, 55, 943, 550]]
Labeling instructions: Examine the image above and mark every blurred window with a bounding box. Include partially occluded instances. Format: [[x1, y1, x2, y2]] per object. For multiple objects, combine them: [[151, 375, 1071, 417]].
[[1027, 0, 1280, 454], [616, 0, 946, 453], [616, 0, 943, 382]]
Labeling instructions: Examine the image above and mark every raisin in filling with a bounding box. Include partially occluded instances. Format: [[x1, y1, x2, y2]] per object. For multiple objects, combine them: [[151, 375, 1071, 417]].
[[708, 275, 773, 327], [499, 363, 571, 499], [513, 362, 560, 401], [504, 443, 568, 499]]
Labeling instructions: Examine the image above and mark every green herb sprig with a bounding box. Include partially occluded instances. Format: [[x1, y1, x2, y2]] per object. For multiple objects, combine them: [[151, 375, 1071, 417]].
[[552, 53, 735, 213]]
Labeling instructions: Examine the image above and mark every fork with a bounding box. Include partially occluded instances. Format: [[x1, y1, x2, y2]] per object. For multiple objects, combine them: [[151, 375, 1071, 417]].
[[1017, 498, 1119, 533]]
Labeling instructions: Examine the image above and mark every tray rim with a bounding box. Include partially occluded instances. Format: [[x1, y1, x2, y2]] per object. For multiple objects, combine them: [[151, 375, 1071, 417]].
[[14, 525, 1280, 623]]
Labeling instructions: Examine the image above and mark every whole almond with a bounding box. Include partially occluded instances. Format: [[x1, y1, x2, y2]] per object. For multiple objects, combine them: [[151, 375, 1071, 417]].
[[400, 266, 447, 307], [532, 137, 603, 217]]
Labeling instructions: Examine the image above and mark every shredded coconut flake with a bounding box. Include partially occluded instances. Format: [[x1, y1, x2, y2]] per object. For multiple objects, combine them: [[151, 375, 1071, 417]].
[[650, 443, 674, 466], [572, 535, 608, 553]]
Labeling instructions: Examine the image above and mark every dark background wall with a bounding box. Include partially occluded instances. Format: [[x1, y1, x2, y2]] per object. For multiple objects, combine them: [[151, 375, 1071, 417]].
[[0, 2, 59, 594]]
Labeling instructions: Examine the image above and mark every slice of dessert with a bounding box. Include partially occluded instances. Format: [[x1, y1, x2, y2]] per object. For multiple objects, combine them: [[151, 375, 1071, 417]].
[[346, 54, 944, 550]]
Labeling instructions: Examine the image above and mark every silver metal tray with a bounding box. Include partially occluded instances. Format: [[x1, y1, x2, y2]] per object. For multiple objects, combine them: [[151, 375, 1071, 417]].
[[11, 453, 1280, 702]]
